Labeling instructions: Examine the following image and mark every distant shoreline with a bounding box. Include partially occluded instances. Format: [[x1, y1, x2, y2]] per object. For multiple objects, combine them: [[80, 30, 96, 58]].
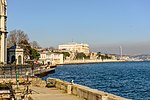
[[58, 59, 125, 65]]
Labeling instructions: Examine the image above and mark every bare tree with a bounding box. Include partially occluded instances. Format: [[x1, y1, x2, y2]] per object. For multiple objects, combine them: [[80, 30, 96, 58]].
[[30, 41, 40, 48], [7, 29, 29, 47], [49, 46, 55, 50]]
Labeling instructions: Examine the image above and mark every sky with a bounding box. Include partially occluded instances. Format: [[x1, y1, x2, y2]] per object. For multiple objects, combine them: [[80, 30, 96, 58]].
[[7, 0, 150, 55]]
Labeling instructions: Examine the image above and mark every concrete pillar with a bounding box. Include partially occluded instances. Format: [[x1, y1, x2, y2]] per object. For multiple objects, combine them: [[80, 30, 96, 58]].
[[0, 0, 7, 64], [67, 84, 72, 94]]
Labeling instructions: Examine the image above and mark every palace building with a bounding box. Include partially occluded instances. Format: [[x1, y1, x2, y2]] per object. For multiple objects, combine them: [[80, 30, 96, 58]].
[[58, 42, 90, 55]]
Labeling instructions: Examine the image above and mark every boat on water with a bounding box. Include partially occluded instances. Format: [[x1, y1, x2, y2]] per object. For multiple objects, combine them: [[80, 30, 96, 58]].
[[50, 64, 57, 68], [33, 65, 55, 77]]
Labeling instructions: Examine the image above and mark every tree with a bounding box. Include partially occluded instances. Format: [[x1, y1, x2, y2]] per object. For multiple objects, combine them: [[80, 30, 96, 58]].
[[104, 54, 112, 59], [62, 52, 70, 60], [30, 41, 40, 48], [75, 52, 87, 60], [30, 48, 40, 60], [96, 52, 101, 59], [101, 55, 105, 61], [18, 40, 31, 60], [7, 29, 29, 47], [49, 46, 55, 50]]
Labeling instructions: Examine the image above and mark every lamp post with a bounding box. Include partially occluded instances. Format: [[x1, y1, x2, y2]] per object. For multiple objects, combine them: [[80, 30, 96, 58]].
[[26, 71, 29, 94], [16, 67, 19, 88]]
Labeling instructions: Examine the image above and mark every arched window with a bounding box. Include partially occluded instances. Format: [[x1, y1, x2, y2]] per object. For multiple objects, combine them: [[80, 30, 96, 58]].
[[11, 55, 15, 64], [18, 55, 22, 65]]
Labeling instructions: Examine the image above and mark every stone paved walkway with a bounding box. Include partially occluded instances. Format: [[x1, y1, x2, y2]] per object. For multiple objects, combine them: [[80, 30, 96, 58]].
[[30, 86, 84, 100]]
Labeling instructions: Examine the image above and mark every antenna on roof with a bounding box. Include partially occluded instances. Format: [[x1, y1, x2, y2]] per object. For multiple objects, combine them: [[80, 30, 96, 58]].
[[120, 46, 123, 59]]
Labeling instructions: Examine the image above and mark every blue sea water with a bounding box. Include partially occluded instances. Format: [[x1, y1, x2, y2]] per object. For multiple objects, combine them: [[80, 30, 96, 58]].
[[42, 61, 150, 100]]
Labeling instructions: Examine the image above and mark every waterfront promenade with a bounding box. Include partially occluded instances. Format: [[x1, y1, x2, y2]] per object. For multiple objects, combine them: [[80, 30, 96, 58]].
[[0, 77, 127, 100], [29, 78, 127, 100], [30, 86, 84, 100]]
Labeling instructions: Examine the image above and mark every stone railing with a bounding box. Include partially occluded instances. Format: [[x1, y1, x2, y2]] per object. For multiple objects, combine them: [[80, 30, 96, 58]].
[[46, 78, 128, 100], [46, 78, 72, 94]]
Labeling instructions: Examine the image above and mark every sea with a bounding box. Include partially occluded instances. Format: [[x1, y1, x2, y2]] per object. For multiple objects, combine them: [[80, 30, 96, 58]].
[[42, 61, 150, 100]]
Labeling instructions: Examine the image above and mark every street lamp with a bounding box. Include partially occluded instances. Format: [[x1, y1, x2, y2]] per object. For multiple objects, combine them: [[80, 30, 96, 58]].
[[26, 71, 29, 94]]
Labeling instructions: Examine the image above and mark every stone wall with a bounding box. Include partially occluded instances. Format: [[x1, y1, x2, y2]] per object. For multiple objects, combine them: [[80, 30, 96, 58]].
[[46, 78, 128, 100]]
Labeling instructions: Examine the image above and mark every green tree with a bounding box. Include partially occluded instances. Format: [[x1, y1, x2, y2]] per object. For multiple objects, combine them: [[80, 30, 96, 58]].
[[30, 48, 40, 60], [104, 54, 112, 59], [62, 52, 70, 59], [96, 52, 101, 59], [101, 55, 105, 61], [75, 52, 87, 60], [18, 40, 31, 60]]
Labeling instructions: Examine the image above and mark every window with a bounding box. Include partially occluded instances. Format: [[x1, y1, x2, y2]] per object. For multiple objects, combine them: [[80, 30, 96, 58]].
[[18, 55, 22, 64]]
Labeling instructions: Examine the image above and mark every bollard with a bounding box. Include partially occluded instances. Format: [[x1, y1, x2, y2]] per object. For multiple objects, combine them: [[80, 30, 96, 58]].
[[102, 95, 108, 100], [67, 84, 72, 94]]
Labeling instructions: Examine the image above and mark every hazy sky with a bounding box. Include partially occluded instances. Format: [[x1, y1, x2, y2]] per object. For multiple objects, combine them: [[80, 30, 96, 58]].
[[7, 0, 150, 55]]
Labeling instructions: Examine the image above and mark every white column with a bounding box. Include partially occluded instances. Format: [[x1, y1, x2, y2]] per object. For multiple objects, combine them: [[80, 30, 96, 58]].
[[1, 33, 7, 64], [0, 0, 7, 64]]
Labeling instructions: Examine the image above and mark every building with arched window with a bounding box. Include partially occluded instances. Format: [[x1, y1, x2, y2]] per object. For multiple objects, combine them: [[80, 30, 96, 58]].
[[8, 45, 24, 65]]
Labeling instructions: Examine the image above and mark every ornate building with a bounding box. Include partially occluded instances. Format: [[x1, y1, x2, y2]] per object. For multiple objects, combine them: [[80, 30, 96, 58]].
[[8, 45, 24, 65], [0, 0, 7, 64], [58, 42, 90, 55]]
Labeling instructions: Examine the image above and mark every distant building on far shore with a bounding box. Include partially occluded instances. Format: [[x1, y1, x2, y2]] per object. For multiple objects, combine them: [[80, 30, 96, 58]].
[[38, 51, 63, 65], [58, 42, 90, 55]]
